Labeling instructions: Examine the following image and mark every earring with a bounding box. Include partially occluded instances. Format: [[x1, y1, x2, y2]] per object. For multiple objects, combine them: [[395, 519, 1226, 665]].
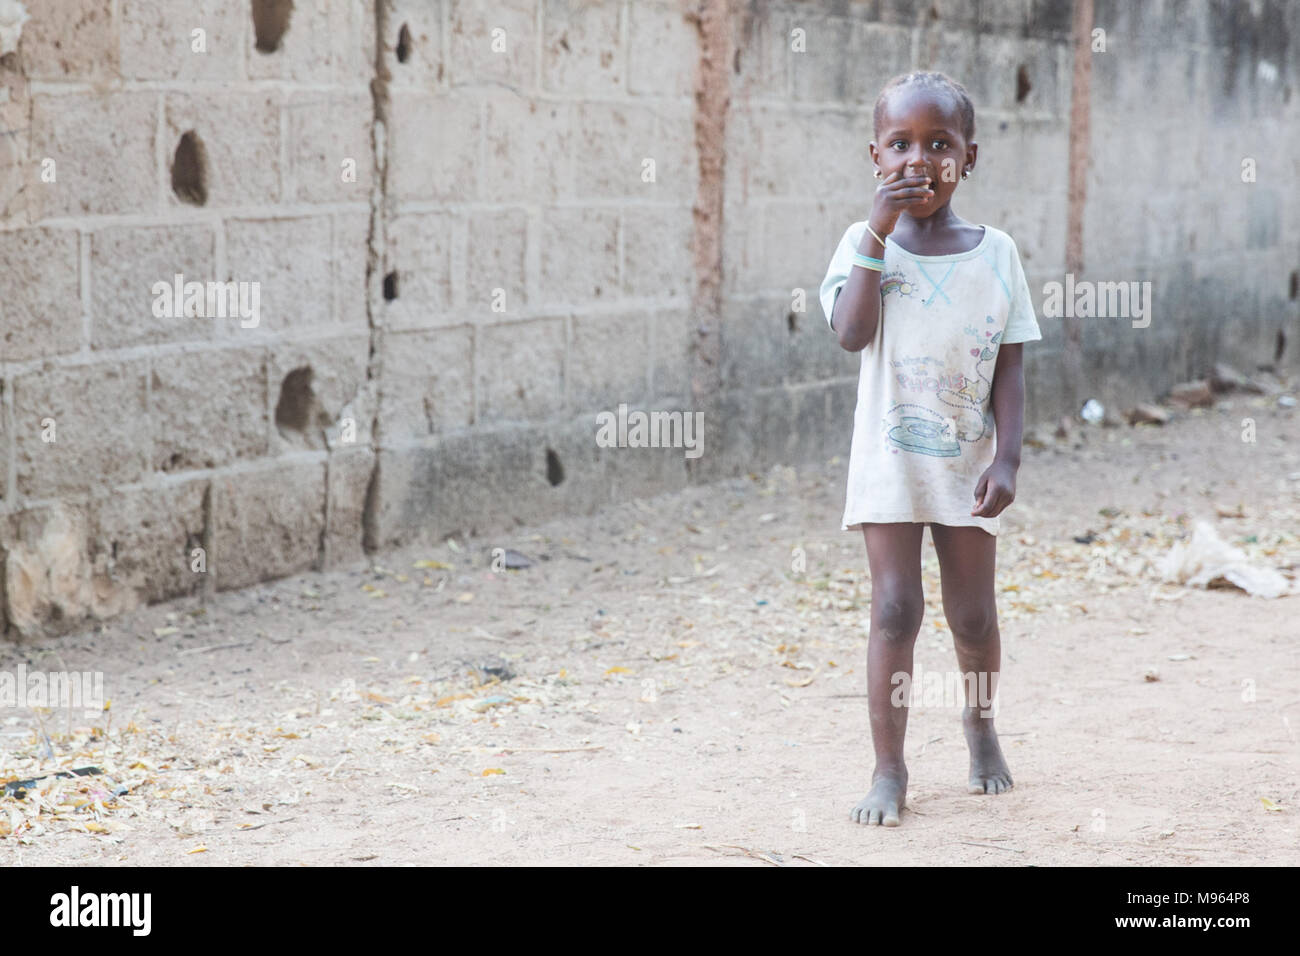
[[873, 168, 882, 179], [961, 169, 970, 180]]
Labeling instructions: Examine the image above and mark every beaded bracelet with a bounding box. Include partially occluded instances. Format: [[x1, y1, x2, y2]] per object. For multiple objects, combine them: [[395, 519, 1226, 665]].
[[852, 252, 885, 272]]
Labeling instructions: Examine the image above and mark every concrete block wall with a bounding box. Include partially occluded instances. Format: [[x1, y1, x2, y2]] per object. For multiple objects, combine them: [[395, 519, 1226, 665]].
[[1, 0, 1296, 639]]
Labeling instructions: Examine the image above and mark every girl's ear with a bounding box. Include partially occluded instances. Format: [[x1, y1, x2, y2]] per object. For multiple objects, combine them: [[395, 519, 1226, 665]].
[[965, 141, 978, 172]]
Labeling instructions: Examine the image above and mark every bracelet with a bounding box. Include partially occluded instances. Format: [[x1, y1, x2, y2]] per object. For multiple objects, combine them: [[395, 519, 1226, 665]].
[[864, 222, 890, 247], [852, 252, 885, 272]]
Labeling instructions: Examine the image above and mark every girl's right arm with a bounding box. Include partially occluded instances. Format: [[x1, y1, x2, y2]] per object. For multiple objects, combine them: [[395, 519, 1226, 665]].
[[832, 170, 934, 352]]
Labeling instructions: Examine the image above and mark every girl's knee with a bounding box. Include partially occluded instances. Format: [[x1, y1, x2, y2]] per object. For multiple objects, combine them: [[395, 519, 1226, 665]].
[[947, 602, 996, 641], [873, 592, 924, 643]]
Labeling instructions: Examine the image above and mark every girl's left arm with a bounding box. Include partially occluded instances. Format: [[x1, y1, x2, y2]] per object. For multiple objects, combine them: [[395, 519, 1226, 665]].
[[991, 343, 1025, 469], [971, 343, 1025, 517]]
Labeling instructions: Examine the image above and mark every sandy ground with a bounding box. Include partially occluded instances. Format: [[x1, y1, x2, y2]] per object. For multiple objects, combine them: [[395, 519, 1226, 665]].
[[2, 392, 1299, 866]]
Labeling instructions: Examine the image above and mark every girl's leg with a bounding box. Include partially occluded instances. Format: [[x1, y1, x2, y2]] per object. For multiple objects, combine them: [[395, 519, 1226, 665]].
[[928, 523, 1013, 794], [851, 522, 925, 827]]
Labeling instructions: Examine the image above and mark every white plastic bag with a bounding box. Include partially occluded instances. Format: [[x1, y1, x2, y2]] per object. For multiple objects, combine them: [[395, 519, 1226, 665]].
[[1158, 520, 1293, 598]]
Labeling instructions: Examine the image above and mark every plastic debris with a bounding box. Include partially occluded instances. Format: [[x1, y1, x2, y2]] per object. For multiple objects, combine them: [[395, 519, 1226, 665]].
[[3, 766, 103, 799], [1157, 520, 1294, 598]]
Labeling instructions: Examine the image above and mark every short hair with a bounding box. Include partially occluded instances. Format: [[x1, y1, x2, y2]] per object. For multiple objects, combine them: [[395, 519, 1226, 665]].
[[873, 71, 976, 142]]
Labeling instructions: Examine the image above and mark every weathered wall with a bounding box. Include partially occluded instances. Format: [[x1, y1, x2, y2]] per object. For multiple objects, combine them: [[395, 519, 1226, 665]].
[[0, 0, 1296, 639]]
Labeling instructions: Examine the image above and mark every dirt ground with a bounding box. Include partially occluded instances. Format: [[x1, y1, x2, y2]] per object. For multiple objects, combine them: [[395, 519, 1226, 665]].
[[2, 391, 1299, 867]]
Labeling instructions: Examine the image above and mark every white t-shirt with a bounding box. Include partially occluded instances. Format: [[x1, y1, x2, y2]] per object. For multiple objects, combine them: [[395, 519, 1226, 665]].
[[819, 222, 1042, 535]]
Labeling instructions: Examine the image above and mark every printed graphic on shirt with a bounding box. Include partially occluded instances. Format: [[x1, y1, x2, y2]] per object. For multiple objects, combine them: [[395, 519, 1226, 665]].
[[880, 403, 961, 457], [880, 269, 920, 301], [883, 318, 1002, 455]]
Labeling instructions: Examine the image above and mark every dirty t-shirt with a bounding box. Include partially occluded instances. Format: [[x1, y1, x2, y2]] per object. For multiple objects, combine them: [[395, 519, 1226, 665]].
[[819, 222, 1042, 535]]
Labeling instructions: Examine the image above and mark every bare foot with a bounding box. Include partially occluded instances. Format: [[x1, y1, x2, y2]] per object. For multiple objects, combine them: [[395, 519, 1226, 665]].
[[851, 768, 907, 826], [963, 710, 1013, 794]]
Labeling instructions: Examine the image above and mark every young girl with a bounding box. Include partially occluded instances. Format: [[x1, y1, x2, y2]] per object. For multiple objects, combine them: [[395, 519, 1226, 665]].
[[819, 71, 1042, 827]]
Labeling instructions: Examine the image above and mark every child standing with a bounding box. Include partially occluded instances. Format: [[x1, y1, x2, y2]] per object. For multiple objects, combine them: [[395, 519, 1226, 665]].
[[819, 72, 1042, 827]]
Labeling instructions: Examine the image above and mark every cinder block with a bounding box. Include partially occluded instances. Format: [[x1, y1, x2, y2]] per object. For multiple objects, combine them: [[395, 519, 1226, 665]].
[[377, 326, 473, 443], [476, 318, 565, 424], [757, 200, 834, 300], [389, 92, 481, 202], [740, 107, 862, 199], [29, 92, 159, 217], [90, 223, 217, 350], [0, 378, 8, 510], [971, 35, 1061, 115], [287, 91, 373, 203], [628, 2, 696, 97], [720, 200, 763, 297], [0, 228, 82, 362], [268, 333, 372, 452], [568, 101, 677, 199], [12, 359, 151, 500], [785, 291, 856, 385], [648, 309, 690, 402], [719, 295, 788, 393], [324, 445, 373, 567], [211, 458, 325, 590], [539, 207, 618, 304], [384, 210, 455, 327], [568, 312, 650, 413], [119, 0, 248, 81], [90, 476, 208, 604], [150, 346, 268, 471], [466, 207, 526, 314], [541, 0, 622, 94], [632, 101, 697, 204], [791, 19, 913, 106], [730, 4, 789, 99], [597, 408, 693, 504], [622, 205, 692, 300], [164, 92, 280, 209], [447, 0, 536, 89], [368, 420, 609, 550], [482, 93, 569, 205], [246, 0, 343, 84], [334, 211, 371, 332], [388, 1, 443, 88], [224, 216, 334, 334], [701, 383, 848, 483], [0, 77, 31, 225], [18, 0, 119, 82]]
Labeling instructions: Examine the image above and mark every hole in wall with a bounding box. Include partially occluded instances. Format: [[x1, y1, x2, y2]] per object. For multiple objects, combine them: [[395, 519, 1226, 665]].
[[1275, 328, 1287, 364], [383, 270, 399, 300], [252, 0, 294, 54], [171, 130, 208, 206], [545, 448, 564, 486], [1289, 269, 1297, 300], [787, 311, 798, 333], [396, 23, 412, 63], [1015, 65, 1031, 103], [274, 366, 331, 444]]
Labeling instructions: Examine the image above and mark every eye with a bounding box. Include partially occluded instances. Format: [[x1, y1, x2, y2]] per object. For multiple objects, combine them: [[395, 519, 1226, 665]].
[[930, 139, 949, 150], [890, 140, 907, 150]]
